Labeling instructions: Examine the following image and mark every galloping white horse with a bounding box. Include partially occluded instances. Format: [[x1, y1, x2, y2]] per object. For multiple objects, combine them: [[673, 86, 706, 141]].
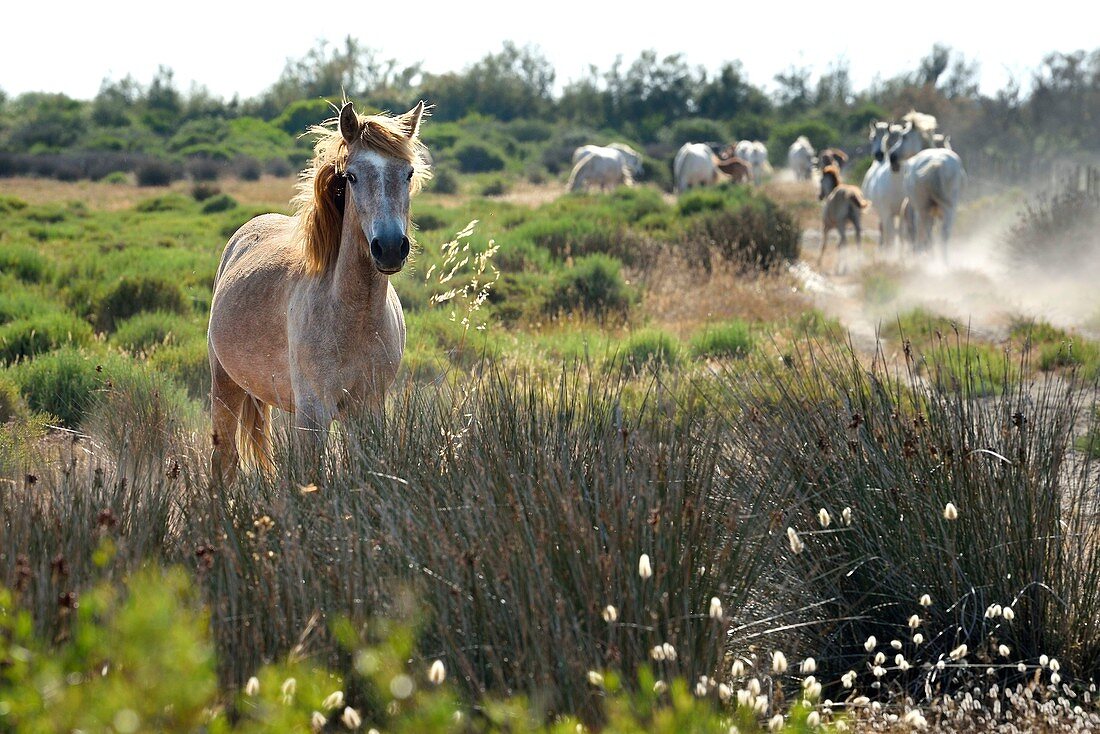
[[787, 136, 815, 181], [207, 100, 430, 478], [567, 148, 634, 192], [862, 121, 908, 251], [572, 143, 644, 178], [735, 140, 771, 182], [887, 119, 966, 259], [673, 142, 720, 192]]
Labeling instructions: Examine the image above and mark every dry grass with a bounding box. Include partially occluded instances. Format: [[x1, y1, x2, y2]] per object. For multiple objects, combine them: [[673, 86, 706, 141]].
[[3, 175, 297, 211]]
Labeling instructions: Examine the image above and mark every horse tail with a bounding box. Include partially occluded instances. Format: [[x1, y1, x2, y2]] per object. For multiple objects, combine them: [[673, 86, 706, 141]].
[[238, 395, 274, 474], [567, 154, 590, 192], [853, 188, 871, 209]]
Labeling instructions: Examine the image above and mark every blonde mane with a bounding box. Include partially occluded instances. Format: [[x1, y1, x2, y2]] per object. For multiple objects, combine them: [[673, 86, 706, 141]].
[[902, 110, 938, 134], [292, 106, 431, 274]]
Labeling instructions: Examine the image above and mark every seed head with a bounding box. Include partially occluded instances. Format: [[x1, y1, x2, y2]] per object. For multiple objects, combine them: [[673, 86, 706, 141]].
[[654, 680, 668, 694], [662, 642, 677, 661], [808, 711, 821, 727], [913, 633, 924, 645], [873, 652, 886, 665], [890, 639, 902, 650], [323, 690, 345, 710], [818, 508, 831, 528], [801, 657, 817, 674], [311, 711, 327, 732], [754, 694, 769, 714], [341, 706, 361, 730], [1040, 654, 1049, 668], [244, 676, 260, 697], [650, 645, 666, 661], [872, 665, 886, 678], [949, 644, 968, 660], [281, 677, 296, 704], [429, 660, 446, 685], [864, 635, 877, 652], [602, 605, 618, 623], [919, 594, 933, 607], [694, 680, 708, 697], [943, 502, 959, 520], [904, 709, 928, 729], [709, 596, 723, 620], [841, 507, 852, 525], [1051, 672, 1062, 685], [1017, 662, 1027, 673], [841, 670, 857, 688], [772, 650, 788, 674], [908, 614, 921, 629], [638, 554, 653, 579], [737, 688, 752, 707], [731, 659, 746, 677], [586, 670, 604, 687], [769, 714, 785, 731], [985, 603, 1003, 618], [1002, 607, 1015, 621], [718, 683, 732, 701], [998, 644, 1011, 658], [748, 677, 762, 696], [787, 527, 804, 554], [1049, 658, 1060, 672]]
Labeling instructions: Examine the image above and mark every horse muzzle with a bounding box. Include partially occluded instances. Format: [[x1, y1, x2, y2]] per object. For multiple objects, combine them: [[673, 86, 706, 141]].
[[889, 154, 901, 172], [874, 151, 884, 163], [368, 222, 411, 274]]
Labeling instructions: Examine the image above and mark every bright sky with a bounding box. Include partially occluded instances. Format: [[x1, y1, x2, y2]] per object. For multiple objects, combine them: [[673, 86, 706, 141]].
[[3, 1, 1094, 102]]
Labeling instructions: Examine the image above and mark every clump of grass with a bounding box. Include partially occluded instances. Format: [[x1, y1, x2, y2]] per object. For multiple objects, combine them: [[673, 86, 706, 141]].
[[111, 310, 202, 355], [616, 328, 681, 370], [11, 347, 110, 426], [0, 312, 96, 366], [544, 253, 637, 322], [689, 320, 753, 359]]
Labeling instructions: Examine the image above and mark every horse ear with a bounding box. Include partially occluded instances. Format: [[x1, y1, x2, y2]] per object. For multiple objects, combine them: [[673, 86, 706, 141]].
[[399, 100, 426, 140], [339, 102, 360, 144]]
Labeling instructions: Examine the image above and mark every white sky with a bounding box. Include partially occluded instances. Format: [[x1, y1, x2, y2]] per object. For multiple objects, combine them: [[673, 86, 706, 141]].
[[2, 1, 1095, 102]]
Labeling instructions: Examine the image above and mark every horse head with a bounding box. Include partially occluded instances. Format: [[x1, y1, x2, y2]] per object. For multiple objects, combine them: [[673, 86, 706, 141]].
[[338, 100, 428, 274], [818, 165, 840, 200], [869, 121, 891, 163]]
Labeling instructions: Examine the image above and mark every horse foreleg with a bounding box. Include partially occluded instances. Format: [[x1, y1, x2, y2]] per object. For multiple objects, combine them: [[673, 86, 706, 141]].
[[210, 355, 246, 483], [941, 205, 957, 264]]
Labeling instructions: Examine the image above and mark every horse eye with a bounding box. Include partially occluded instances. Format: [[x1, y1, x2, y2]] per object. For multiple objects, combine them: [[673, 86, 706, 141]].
[[406, 170, 413, 182], [346, 172, 357, 184]]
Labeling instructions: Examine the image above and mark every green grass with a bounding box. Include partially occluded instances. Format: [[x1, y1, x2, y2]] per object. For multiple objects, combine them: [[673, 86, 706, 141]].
[[689, 319, 754, 359]]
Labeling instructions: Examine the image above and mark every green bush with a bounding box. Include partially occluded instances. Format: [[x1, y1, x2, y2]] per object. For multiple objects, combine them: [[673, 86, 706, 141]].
[[134, 193, 191, 213], [0, 245, 53, 283], [617, 328, 681, 369], [191, 182, 221, 201], [135, 159, 177, 186], [429, 167, 460, 194], [111, 311, 201, 354], [12, 347, 107, 426], [102, 171, 130, 184], [453, 142, 506, 173], [0, 372, 25, 423], [92, 275, 189, 331], [679, 190, 801, 269], [478, 177, 509, 197], [544, 254, 636, 320], [0, 312, 95, 365], [0, 285, 57, 325], [766, 119, 842, 166], [0, 195, 29, 214], [689, 320, 754, 359], [148, 338, 210, 401], [200, 193, 238, 214]]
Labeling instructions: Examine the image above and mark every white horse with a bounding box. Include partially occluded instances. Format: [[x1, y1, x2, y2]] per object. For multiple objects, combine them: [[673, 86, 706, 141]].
[[567, 148, 634, 192], [862, 121, 910, 252], [572, 143, 644, 178], [673, 143, 720, 192], [888, 132, 966, 259], [787, 136, 815, 181], [207, 100, 429, 479], [735, 140, 770, 182]]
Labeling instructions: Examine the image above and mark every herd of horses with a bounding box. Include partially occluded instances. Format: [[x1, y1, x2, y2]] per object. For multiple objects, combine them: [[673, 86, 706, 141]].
[[207, 101, 966, 477], [569, 109, 966, 269]]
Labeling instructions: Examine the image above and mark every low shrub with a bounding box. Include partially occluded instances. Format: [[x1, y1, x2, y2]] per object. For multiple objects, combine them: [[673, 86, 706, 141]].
[[111, 311, 201, 354], [453, 142, 506, 173], [0, 245, 53, 284], [191, 182, 221, 202], [92, 275, 189, 331], [689, 320, 754, 359], [0, 312, 95, 365], [200, 193, 238, 214], [0, 372, 25, 423], [135, 159, 177, 186], [616, 327, 681, 370], [134, 194, 191, 213], [11, 347, 107, 426], [148, 338, 210, 401], [544, 254, 636, 320]]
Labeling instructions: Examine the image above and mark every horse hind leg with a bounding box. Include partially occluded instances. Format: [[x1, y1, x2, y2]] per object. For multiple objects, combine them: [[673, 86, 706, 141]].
[[209, 352, 246, 482]]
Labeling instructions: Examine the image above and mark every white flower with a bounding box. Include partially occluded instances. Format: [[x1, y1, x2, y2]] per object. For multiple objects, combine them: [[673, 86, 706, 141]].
[[281, 677, 296, 704], [772, 651, 788, 674], [908, 614, 921, 629], [904, 709, 928, 728], [841, 507, 852, 525], [1051, 672, 1062, 685], [949, 644, 968, 660], [638, 553, 653, 579], [654, 680, 668, 694], [695, 680, 708, 697], [804, 680, 822, 700], [754, 694, 769, 714], [985, 603, 1002, 618], [769, 714, 785, 731], [341, 706, 361, 730], [807, 710, 821, 727], [913, 633, 924, 645], [244, 676, 260, 697], [1017, 662, 1027, 673], [651, 645, 666, 661], [873, 652, 886, 665], [943, 502, 959, 520], [998, 644, 1011, 658], [787, 527, 804, 554], [323, 690, 345, 710], [894, 654, 906, 667], [718, 683, 732, 701], [709, 597, 723, 620], [853, 696, 870, 706], [1040, 654, 1049, 668], [841, 670, 857, 688], [919, 594, 933, 607], [890, 639, 902, 650], [935, 660, 946, 670], [864, 635, 877, 652], [1002, 607, 1015, 621], [1049, 658, 1060, 672], [731, 659, 746, 677], [311, 711, 327, 732], [587, 670, 604, 686], [429, 659, 446, 685], [602, 605, 618, 622], [872, 665, 886, 678], [748, 677, 762, 696], [818, 508, 831, 528], [662, 642, 677, 661], [801, 657, 817, 674], [737, 689, 752, 707]]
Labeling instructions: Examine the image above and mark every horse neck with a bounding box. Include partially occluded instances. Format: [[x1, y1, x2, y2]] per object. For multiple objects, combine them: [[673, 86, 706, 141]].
[[330, 202, 390, 314]]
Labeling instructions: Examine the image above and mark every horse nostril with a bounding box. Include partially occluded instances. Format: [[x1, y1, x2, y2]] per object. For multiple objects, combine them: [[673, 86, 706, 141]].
[[370, 238, 383, 260], [399, 236, 410, 259]]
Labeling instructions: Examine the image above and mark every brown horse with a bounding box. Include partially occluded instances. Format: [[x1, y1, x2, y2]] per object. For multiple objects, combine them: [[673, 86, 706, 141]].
[[818, 148, 849, 169], [716, 155, 753, 184], [818, 164, 870, 267], [207, 100, 430, 478]]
